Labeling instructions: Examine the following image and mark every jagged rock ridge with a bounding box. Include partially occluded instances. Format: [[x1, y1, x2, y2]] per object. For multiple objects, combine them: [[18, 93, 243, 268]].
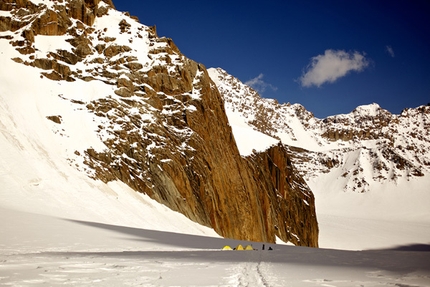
[[0, 0, 318, 246]]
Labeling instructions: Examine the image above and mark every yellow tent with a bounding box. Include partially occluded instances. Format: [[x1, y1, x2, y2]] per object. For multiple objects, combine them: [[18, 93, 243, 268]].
[[235, 244, 244, 250], [244, 245, 254, 251], [222, 245, 233, 250]]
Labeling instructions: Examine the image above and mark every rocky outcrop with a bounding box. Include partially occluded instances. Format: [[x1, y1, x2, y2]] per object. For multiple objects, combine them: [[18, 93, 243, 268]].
[[1, 0, 319, 246], [0, 0, 115, 72], [321, 104, 396, 141], [0, 0, 114, 35]]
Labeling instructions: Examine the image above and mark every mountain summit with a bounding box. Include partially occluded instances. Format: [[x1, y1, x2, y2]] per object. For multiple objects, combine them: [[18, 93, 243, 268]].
[[0, 0, 318, 246]]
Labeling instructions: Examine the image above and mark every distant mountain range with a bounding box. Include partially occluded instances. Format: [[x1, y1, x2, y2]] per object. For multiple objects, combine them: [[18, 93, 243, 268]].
[[209, 67, 430, 194]]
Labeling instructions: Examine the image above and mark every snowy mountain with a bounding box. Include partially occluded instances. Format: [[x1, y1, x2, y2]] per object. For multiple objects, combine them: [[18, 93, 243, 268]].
[[1, 1, 430, 286], [0, 0, 318, 247], [209, 67, 430, 190], [1, 0, 429, 248]]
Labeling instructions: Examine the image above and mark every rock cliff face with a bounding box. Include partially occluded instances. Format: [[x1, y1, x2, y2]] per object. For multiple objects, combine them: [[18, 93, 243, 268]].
[[244, 144, 318, 246], [0, 0, 318, 246]]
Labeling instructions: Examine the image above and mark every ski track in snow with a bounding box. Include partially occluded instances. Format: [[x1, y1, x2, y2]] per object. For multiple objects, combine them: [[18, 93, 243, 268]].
[[228, 252, 270, 287]]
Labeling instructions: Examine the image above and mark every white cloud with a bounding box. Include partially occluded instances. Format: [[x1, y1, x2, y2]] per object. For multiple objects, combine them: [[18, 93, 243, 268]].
[[386, 45, 395, 57], [245, 74, 277, 94], [299, 49, 370, 88]]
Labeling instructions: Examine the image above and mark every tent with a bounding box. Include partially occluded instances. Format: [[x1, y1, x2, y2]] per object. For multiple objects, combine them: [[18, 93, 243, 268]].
[[235, 244, 244, 250], [222, 244, 255, 251]]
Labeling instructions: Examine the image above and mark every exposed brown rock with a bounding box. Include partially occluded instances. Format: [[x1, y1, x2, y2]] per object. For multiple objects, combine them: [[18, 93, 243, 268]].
[[46, 115, 62, 124], [0, 0, 114, 39], [33, 8, 70, 35], [21, 29, 34, 42], [32, 58, 72, 80], [245, 144, 318, 247], [49, 50, 81, 65], [103, 45, 131, 58], [114, 87, 133, 97], [125, 62, 143, 71], [119, 19, 131, 33]]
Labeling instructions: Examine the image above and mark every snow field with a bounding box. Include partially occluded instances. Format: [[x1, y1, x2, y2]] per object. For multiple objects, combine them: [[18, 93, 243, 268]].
[[1, 207, 430, 287]]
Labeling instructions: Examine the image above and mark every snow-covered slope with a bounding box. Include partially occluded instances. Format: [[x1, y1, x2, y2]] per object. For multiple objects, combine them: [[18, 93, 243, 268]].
[[208, 67, 280, 156]]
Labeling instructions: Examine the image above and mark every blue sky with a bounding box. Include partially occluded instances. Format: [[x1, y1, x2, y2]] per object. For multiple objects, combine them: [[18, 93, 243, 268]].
[[115, 1, 430, 118]]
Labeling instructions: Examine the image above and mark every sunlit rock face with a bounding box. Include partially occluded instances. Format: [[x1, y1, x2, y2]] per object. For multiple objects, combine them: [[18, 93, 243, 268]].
[[0, 0, 319, 246]]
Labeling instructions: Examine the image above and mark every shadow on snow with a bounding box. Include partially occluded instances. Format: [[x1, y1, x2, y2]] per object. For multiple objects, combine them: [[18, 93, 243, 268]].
[[52, 219, 430, 274]]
